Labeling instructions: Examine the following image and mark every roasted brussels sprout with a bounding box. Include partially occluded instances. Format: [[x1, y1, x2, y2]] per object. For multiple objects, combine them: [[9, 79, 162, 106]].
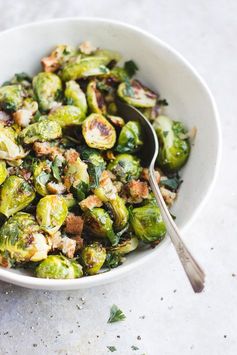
[[48, 105, 84, 127], [32, 72, 62, 111], [80, 147, 106, 188], [20, 120, 62, 144], [154, 115, 190, 172], [93, 49, 121, 64], [116, 121, 143, 153], [84, 208, 118, 246], [81, 242, 106, 275], [87, 80, 106, 115], [60, 56, 110, 81], [106, 196, 128, 231], [0, 124, 26, 161], [36, 255, 83, 279], [33, 160, 51, 196], [62, 194, 77, 209], [108, 153, 142, 183], [0, 212, 50, 263], [110, 237, 139, 255], [82, 114, 116, 150], [0, 176, 35, 217], [117, 80, 157, 108], [64, 80, 87, 118], [129, 205, 166, 243], [36, 195, 68, 235], [41, 44, 76, 72], [0, 84, 24, 113], [0, 161, 8, 185]]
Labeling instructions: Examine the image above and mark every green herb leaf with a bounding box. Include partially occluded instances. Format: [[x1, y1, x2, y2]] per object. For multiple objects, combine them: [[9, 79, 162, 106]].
[[14, 72, 32, 83], [105, 252, 122, 269], [131, 345, 139, 351], [108, 304, 126, 323], [124, 78, 134, 97], [107, 346, 117, 352], [158, 98, 169, 106], [160, 175, 182, 192], [124, 60, 139, 77], [52, 157, 62, 182], [163, 131, 169, 137]]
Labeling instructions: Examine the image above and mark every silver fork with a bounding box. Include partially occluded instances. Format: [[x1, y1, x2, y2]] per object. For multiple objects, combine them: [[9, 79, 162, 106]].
[[117, 100, 205, 293]]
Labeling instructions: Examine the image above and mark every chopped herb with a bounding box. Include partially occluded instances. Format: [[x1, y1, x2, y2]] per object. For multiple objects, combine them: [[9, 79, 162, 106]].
[[124, 60, 139, 77], [163, 131, 169, 137], [65, 97, 74, 105], [14, 72, 32, 83], [63, 48, 71, 55], [52, 157, 62, 182], [97, 81, 113, 93], [158, 98, 169, 106], [160, 175, 183, 192], [105, 252, 122, 269], [108, 304, 126, 323], [99, 65, 109, 74], [33, 111, 42, 122], [131, 345, 139, 350], [107, 346, 117, 352]]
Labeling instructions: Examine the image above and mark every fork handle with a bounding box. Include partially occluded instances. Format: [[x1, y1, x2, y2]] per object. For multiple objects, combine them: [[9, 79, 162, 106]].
[[148, 168, 205, 293]]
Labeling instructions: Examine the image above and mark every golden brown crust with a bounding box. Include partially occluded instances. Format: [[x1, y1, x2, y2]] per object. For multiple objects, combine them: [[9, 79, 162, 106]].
[[64, 213, 84, 235], [79, 195, 103, 211]]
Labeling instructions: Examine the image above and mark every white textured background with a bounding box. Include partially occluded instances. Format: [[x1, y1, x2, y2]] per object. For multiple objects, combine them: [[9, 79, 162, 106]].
[[0, 1, 236, 354]]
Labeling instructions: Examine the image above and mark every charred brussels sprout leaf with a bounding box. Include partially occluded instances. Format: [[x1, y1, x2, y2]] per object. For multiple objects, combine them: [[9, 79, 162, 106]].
[[81, 242, 106, 275], [0, 84, 24, 113], [84, 208, 118, 246], [60, 56, 110, 81], [64, 156, 89, 197], [87, 80, 106, 115], [33, 72, 62, 111], [64, 80, 87, 118], [0, 161, 8, 185], [36, 255, 83, 279], [154, 115, 190, 173], [108, 154, 142, 183], [116, 121, 143, 153], [36, 195, 68, 235], [20, 120, 62, 144], [48, 105, 84, 127], [82, 114, 116, 150], [0, 212, 50, 263], [117, 80, 157, 108], [0, 176, 35, 217], [129, 205, 166, 243]]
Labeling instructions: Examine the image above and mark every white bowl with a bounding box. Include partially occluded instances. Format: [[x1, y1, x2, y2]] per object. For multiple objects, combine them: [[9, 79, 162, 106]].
[[0, 18, 221, 290]]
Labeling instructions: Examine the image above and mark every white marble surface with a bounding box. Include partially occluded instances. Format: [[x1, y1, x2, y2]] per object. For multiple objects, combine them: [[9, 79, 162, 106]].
[[0, 1, 236, 354]]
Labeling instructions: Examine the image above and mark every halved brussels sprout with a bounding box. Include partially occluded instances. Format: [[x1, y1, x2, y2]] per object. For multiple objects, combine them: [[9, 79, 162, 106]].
[[0, 124, 26, 161], [81, 242, 106, 275], [82, 114, 116, 150], [0, 176, 35, 217], [36, 195, 68, 235], [107, 67, 129, 82], [0, 84, 24, 113], [129, 205, 166, 243], [60, 56, 110, 81], [64, 80, 87, 118], [0, 212, 50, 263], [33, 72, 62, 111], [108, 153, 142, 183], [48, 105, 84, 127], [110, 237, 139, 255], [0, 161, 8, 185], [36, 255, 83, 279], [116, 121, 143, 153], [154, 115, 190, 173], [106, 195, 129, 231], [20, 119, 62, 145], [107, 115, 125, 127], [84, 207, 118, 246], [33, 160, 51, 196], [87, 80, 106, 115], [117, 80, 157, 108]]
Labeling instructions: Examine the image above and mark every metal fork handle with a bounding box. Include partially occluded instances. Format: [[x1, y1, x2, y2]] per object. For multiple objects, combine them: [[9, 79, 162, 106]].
[[148, 168, 205, 293]]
